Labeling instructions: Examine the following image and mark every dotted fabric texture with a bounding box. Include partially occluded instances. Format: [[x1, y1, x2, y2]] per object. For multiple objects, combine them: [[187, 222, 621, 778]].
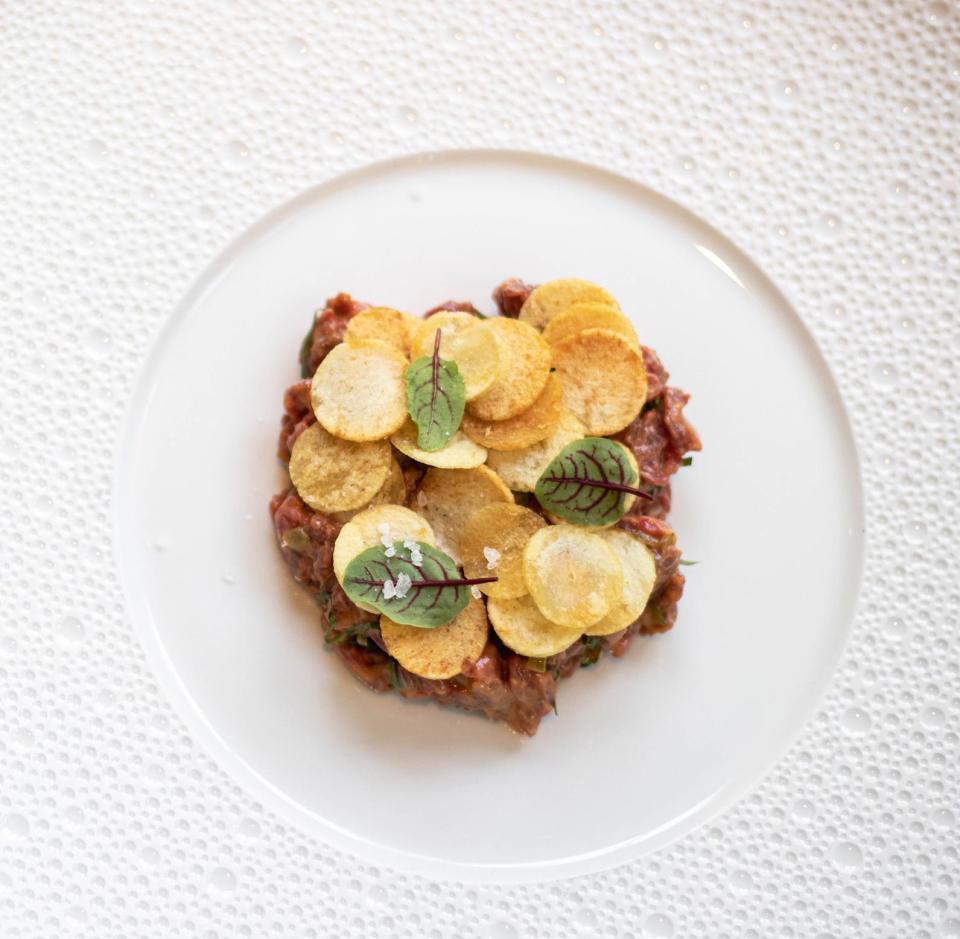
[[1, 1, 959, 937]]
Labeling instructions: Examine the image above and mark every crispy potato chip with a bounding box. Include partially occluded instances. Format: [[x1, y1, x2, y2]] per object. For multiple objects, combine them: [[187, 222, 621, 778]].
[[485, 408, 586, 492], [522, 525, 623, 628], [343, 307, 413, 356], [414, 465, 513, 563], [410, 310, 475, 354], [542, 302, 638, 349], [585, 529, 657, 635], [467, 318, 551, 421], [542, 444, 641, 530], [551, 328, 648, 435], [518, 278, 620, 331], [461, 373, 563, 451], [330, 457, 406, 523], [460, 503, 547, 599], [487, 595, 582, 657], [289, 423, 392, 514], [391, 420, 487, 469], [411, 313, 501, 401], [333, 504, 436, 585], [380, 596, 489, 680], [311, 341, 408, 441]]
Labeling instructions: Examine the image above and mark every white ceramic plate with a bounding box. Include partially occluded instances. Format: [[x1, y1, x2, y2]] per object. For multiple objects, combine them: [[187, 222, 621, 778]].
[[115, 151, 863, 882]]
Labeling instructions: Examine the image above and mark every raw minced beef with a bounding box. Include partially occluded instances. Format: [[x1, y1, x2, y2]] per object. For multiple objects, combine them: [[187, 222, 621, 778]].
[[270, 281, 700, 735]]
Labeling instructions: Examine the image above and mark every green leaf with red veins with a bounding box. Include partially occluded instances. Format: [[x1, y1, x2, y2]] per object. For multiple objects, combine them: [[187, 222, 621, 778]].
[[342, 540, 496, 628], [534, 437, 652, 526], [405, 329, 466, 451]]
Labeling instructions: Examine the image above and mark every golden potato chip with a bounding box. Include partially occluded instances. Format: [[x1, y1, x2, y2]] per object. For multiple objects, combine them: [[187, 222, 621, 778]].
[[380, 596, 489, 680], [410, 310, 476, 354], [518, 278, 620, 331], [485, 409, 586, 492], [414, 465, 513, 563], [330, 457, 406, 523], [289, 423, 392, 514], [542, 302, 638, 349], [343, 307, 413, 356], [487, 595, 582, 657], [333, 504, 435, 585], [542, 445, 641, 529], [460, 504, 547, 599], [410, 313, 501, 401], [522, 525, 623, 628], [550, 328, 648, 435], [461, 373, 563, 451], [467, 318, 551, 421], [390, 420, 487, 469], [585, 529, 657, 635], [311, 341, 408, 441]]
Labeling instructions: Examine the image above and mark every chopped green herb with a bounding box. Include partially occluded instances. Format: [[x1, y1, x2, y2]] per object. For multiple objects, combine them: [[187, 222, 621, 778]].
[[641, 396, 662, 414], [281, 526, 311, 553], [386, 660, 403, 692], [298, 316, 316, 379], [524, 656, 547, 673], [579, 636, 604, 667], [681, 456, 693, 467], [324, 620, 376, 646], [678, 559, 699, 567], [649, 604, 668, 627]]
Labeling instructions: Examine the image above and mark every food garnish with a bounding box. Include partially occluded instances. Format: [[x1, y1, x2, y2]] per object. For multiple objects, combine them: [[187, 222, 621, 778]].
[[343, 540, 496, 627], [405, 329, 467, 451], [534, 437, 651, 527]]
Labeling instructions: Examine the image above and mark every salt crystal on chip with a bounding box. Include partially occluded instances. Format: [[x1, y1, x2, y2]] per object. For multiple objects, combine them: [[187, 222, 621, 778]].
[[394, 572, 412, 598], [482, 546, 501, 570], [470, 586, 482, 599]]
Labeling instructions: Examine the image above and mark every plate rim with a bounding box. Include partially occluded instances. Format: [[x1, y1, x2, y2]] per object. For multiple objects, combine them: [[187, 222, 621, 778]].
[[111, 147, 866, 883]]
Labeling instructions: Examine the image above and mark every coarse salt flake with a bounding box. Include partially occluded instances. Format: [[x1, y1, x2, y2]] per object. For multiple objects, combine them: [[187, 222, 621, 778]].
[[482, 546, 501, 570], [382, 578, 397, 599], [470, 586, 482, 599], [394, 572, 412, 598]]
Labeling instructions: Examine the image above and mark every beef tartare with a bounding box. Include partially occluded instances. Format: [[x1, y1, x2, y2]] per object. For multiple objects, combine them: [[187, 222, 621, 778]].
[[269, 278, 700, 735]]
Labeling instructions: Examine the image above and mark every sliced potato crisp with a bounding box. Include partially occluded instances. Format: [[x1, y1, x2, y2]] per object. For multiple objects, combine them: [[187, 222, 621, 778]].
[[391, 420, 487, 469], [518, 278, 620, 331], [411, 312, 501, 401], [289, 423, 392, 514], [415, 465, 513, 563], [542, 302, 638, 349], [585, 529, 657, 635], [311, 341, 408, 441], [466, 318, 551, 421], [522, 525, 623, 628], [550, 328, 647, 435], [461, 372, 563, 451], [460, 503, 547, 599], [330, 456, 406, 523], [485, 408, 586, 492], [487, 595, 582, 657], [380, 596, 489, 680], [333, 504, 436, 585], [343, 307, 413, 356]]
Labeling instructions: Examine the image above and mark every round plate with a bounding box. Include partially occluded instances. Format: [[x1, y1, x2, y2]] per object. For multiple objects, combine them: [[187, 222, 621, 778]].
[[114, 151, 863, 882]]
